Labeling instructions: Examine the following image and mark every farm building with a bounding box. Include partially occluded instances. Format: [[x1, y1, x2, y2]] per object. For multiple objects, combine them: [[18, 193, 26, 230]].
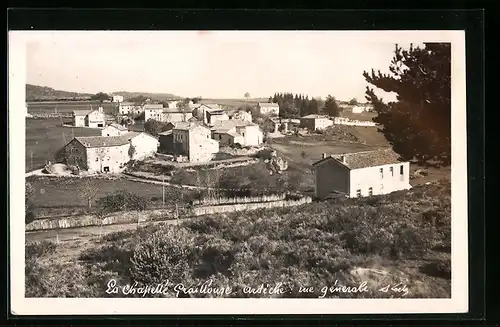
[[192, 104, 227, 125], [312, 148, 411, 200], [119, 102, 142, 115], [159, 122, 219, 163], [62, 132, 158, 173], [256, 102, 280, 116], [300, 114, 334, 131], [351, 103, 374, 114], [112, 95, 124, 103], [101, 123, 129, 137], [72, 107, 106, 128], [211, 119, 263, 147]]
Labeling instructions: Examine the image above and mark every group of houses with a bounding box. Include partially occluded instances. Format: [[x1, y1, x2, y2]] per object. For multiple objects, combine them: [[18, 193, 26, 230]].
[[61, 101, 278, 172]]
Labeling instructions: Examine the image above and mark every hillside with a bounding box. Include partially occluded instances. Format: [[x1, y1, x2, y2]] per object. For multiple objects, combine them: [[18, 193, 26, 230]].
[[25, 181, 450, 298], [26, 84, 92, 102]]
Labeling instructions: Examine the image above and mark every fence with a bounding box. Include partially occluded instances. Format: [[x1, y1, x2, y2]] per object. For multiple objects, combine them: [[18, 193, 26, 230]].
[[26, 208, 176, 232], [333, 117, 377, 127], [25, 196, 313, 232], [29, 112, 72, 119], [191, 194, 287, 206], [191, 197, 312, 216]]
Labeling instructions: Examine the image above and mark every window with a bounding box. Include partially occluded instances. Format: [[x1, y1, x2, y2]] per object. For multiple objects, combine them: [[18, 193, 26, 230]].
[[356, 189, 362, 197], [368, 187, 373, 196], [390, 167, 394, 176], [400, 165, 404, 175], [95, 157, 99, 162], [379, 168, 384, 178]]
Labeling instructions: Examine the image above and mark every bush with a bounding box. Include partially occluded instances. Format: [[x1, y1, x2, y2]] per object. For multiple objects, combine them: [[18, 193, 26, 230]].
[[130, 226, 195, 286], [25, 240, 57, 259], [95, 190, 148, 217], [170, 170, 197, 186]]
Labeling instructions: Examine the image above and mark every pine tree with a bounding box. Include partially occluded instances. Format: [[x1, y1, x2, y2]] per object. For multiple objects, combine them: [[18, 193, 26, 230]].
[[363, 43, 451, 165]]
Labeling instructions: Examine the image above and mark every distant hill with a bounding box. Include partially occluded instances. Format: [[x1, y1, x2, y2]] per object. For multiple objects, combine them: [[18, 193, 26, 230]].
[[111, 91, 182, 101], [26, 84, 93, 102]]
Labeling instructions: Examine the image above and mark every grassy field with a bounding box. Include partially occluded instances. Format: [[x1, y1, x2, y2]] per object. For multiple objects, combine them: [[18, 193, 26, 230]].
[[26, 175, 194, 217], [27, 101, 118, 115], [339, 110, 378, 122], [25, 180, 451, 298], [25, 118, 102, 172]]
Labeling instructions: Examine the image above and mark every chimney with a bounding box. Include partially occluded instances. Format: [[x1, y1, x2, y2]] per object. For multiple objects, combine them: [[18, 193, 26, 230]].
[[340, 155, 346, 164], [322, 153, 327, 159]]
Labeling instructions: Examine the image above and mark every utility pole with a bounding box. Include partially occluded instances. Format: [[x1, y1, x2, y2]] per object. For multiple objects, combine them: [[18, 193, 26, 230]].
[[162, 175, 165, 206]]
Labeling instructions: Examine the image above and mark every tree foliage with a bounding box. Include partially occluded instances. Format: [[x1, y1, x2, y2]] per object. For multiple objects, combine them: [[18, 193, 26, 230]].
[[363, 43, 451, 165], [91, 92, 111, 102], [348, 98, 358, 105], [269, 93, 319, 118], [144, 119, 170, 137], [323, 95, 340, 117]]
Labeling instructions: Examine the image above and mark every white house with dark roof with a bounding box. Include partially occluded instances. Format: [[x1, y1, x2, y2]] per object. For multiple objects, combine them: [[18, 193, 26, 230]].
[[211, 119, 263, 147], [256, 102, 280, 116], [72, 107, 106, 128], [101, 123, 129, 137], [63, 132, 158, 173], [312, 148, 411, 199]]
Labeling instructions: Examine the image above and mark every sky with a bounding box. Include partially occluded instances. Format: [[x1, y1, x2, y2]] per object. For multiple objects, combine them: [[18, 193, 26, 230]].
[[24, 31, 450, 101]]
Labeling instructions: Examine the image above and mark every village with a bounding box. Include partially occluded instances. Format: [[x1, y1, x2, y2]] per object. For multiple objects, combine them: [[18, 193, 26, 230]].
[[26, 94, 415, 203]]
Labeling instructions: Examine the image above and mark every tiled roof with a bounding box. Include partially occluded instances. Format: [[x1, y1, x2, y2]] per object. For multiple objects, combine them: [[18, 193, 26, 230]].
[[120, 102, 136, 106], [107, 123, 128, 131], [143, 104, 164, 109], [73, 109, 91, 116], [74, 132, 139, 148], [162, 107, 190, 113], [258, 102, 279, 107], [313, 148, 403, 170], [211, 119, 257, 133], [171, 122, 206, 131]]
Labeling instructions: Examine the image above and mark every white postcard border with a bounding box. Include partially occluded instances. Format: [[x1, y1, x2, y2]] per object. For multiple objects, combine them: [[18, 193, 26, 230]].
[[10, 30, 468, 315]]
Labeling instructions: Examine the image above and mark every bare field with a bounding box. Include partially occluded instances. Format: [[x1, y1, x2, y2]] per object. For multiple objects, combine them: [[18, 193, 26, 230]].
[[27, 101, 118, 114], [25, 118, 102, 172]]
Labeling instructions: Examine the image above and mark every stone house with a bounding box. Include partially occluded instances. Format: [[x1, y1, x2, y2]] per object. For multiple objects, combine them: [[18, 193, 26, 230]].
[[312, 148, 412, 199], [159, 122, 219, 162], [112, 95, 124, 103], [63, 132, 158, 173], [162, 107, 193, 123], [300, 114, 334, 131], [211, 119, 263, 147]]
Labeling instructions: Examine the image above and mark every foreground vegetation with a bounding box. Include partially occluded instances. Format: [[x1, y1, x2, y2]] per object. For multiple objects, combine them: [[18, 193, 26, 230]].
[[26, 180, 451, 298]]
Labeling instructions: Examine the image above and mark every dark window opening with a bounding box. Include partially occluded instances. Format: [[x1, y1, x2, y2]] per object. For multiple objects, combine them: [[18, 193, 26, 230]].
[[103, 166, 110, 173], [400, 165, 404, 175], [368, 187, 373, 196]]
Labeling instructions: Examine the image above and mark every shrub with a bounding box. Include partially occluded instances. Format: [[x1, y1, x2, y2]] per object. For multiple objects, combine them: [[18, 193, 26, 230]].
[[25, 240, 57, 259], [95, 190, 148, 217], [130, 226, 195, 286], [170, 170, 197, 186]]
